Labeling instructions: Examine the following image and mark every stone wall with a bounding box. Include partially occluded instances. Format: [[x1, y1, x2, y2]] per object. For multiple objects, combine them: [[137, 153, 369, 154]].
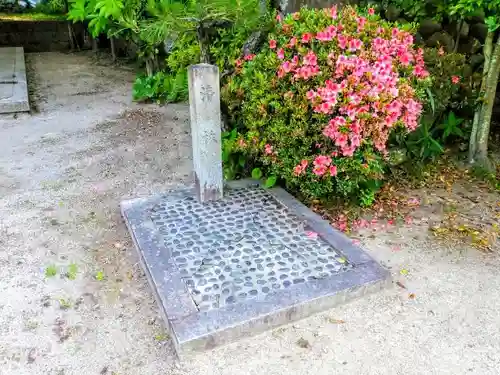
[[0, 21, 86, 52]]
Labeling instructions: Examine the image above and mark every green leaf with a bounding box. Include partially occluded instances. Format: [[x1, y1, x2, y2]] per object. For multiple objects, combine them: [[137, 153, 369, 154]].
[[485, 16, 500, 32], [430, 138, 444, 153], [238, 155, 246, 167], [264, 175, 277, 188], [448, 111, 456, 125], [454, 127, 464, 137], [251, 168, 262, 180], [230, 128, 238, 139]]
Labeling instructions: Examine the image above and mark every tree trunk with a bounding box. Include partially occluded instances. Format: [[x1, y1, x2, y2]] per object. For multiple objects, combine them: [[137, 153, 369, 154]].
[[146, 60, 153, 77], [92, 36, 98, 53], [469, 31, 494, 164], [470, 33, 500, 170], [67, 23, 76, 51], [110, 37, 116, 61], [453, 19, 463, 53], [197, 27, 211, 64], [63, 0, 76, 51]]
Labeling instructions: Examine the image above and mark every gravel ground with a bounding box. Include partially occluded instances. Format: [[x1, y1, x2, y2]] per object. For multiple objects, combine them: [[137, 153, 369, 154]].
[[1, 52, 500, 375]]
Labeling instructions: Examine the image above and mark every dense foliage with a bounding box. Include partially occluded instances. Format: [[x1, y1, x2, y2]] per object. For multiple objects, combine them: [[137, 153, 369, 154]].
[[222, 6, 432, 205]]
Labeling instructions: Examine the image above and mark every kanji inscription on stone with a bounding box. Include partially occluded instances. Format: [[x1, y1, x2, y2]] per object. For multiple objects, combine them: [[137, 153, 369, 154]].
[[200, 84, 215, 102]]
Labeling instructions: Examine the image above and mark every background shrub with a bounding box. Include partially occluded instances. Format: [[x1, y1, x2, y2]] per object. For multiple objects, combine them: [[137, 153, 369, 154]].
[[222, 6, 431, 205]]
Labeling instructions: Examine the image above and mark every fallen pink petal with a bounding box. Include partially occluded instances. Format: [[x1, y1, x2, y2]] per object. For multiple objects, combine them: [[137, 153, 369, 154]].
[[305, 231, 318, 239]]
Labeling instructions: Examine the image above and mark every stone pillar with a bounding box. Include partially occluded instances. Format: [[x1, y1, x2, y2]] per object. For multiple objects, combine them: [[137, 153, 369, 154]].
[[188, 64, 224, 202]]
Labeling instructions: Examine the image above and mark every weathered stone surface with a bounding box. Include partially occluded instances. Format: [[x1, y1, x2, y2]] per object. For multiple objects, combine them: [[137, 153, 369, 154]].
[[0, 21, 86, 52], [426, 32, 454, 52], [469, 54, 485, 70], [121, 180, 391, 358], [419, 19, 442, 38], [0, 47, 29, 113], [459, 21, 470, 38], [470, 23, 488, 42], [278, 0, 344, 14], [458, 37, 482, 55], [414, 33, 424, 45], [385, 4, 401, 21], [463, 63, 473, 78], [188, 64, 223, 202]]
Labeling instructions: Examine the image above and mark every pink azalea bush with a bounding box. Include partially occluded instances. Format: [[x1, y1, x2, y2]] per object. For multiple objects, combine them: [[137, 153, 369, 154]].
[[222, 6, 431, 203]]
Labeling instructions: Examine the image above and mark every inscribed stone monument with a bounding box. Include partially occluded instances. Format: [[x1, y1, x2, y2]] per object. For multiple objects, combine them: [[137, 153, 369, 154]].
[[188, 64, 223, 202]]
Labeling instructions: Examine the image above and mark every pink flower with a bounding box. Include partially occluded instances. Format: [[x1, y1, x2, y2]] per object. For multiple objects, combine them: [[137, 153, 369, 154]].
[[269, 39, 277, 49], [313, 165, 327, 176], [314, 155, 332, 167], [329, 5, 338, 19], [413, 64, 429, 78], [277, 48, 285, 60], [407, 197, 420, 206], [438, 47, 445, 56], [329, 165, 338, 176], [452, 75, 460, 84], [276, 14, 282, 22], [281, 61, 293, 72], [238, 139, 246, 147], [306, 231, 318, 239], [294, 159, 308, 175], [244, 54, 255, 61], [306, 90, 317, 100], [398, 52, 413, 66], [368, 7, 375, 15], [264, 144, 273, 155], [350, 134, 361, 147], [356, 16, 367, 31], [235, 59, 243, 67], [288, 37, 297, 47], [341, 145, 356, 157], [292, 12, 300, 20], [301, 33, 313, 43], [348, 38, 363, 51], [303, 51, 318, 66], [334, 133, 348, 148], [337, 34, 347, 49]]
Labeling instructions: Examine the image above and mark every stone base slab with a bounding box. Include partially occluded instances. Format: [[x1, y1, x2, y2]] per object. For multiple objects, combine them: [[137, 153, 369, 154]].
[[121, 180, 391, 358], [0, 47, 29, 114]]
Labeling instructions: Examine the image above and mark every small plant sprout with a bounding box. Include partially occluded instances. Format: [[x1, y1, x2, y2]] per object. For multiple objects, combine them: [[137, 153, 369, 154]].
[[95, 271, 105, 281], [154, 332, 170, 342], [67, 263, 78, 280], [45, 265, 57, 278], [58, 298, 72, 310]]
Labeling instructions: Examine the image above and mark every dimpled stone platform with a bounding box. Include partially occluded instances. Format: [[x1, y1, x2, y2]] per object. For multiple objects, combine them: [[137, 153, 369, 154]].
[[121, 180, 391, 358]]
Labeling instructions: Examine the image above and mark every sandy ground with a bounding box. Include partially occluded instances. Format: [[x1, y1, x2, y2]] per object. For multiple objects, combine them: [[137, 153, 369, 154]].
[[1, 52, 500, 375]]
